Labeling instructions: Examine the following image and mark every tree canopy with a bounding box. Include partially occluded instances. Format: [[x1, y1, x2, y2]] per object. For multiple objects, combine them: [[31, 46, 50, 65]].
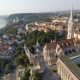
[[16, 53, 29, 67], [32, 70, 42, 80], [21, 67, 30, 80], [5, 63, 12, 74]]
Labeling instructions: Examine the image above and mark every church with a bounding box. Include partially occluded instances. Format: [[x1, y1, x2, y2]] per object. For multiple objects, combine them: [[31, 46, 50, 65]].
[[43, 6, 80, 66]]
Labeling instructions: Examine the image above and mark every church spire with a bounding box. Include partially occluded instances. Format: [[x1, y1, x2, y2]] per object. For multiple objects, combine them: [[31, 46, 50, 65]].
[[70, 4, 73, 20], [67, 5, 74, 39]]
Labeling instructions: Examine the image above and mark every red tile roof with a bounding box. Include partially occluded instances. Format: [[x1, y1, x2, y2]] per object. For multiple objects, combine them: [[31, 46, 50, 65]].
[[0, 45, 9, 53], [75, 31, 80, 35]]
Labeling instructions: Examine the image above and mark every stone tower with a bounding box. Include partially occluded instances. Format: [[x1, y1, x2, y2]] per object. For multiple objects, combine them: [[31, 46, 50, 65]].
[[67, 5, 74, 39]]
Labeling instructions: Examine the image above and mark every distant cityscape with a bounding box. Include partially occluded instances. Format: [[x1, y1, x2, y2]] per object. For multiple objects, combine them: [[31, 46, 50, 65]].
[[0, 5, 80, 80]]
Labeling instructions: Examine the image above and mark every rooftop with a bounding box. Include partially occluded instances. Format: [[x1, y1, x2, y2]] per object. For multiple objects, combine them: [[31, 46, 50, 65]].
[[45, 42, 56, 50], [0, 45, 9, 53], [44, 38, 77, 50], [60, 52, 80, 79]]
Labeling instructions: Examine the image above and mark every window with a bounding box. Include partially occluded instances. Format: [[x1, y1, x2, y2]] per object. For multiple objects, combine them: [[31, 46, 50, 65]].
[[65, 51, 68, 55]]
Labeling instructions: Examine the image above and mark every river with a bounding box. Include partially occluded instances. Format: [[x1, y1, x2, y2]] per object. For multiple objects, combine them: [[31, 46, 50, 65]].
[[0, 18, 7, 29]]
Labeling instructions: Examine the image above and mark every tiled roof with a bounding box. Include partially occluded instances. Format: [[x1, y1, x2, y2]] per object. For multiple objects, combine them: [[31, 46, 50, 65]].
[[57, 38, 75, 49], [0, 45, 9, 53], [75, 31, 80, 35], [38, 27, 49, 32], [44, 38, 79, 50], [45, 42, 56, 50]]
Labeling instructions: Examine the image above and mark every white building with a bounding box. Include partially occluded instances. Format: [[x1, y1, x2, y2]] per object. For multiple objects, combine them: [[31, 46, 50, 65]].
[[67, 6, 74, 39], [16, 67, 25, 80], [24, 41, 41, 69]]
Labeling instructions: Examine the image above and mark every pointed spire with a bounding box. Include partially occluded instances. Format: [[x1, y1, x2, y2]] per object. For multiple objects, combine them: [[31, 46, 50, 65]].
[[37, 41, 39, 45], [36, 41, 40, 47], [70, 4, 73, 20], [67, 5, 74, 39]]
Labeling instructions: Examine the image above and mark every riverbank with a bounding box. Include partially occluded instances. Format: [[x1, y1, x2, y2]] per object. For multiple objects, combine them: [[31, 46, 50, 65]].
[[0, 18, 7, 29]]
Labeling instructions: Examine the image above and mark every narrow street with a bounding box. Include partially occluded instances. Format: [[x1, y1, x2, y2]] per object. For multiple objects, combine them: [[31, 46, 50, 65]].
[[38, 48, 61, 80]]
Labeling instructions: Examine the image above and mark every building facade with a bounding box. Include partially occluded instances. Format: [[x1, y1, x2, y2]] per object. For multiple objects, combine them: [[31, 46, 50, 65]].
[[43, 6, 80, 66], [43, 6, 80, 80], [57, 57, 79, 80], [24, 41, 41, 68]]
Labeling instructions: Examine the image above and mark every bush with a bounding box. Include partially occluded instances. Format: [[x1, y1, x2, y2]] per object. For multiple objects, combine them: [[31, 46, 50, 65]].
[[21, 68, 30, 80], [32, 70, 42, 80], [1, 60, 7, 68], [5, 63, 12, 74], [53, 70, 57, 73], [16, 53, 30, 67]]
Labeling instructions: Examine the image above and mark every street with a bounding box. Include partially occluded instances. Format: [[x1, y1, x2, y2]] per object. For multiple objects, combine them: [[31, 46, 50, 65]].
[[38, 48, 61, 80]]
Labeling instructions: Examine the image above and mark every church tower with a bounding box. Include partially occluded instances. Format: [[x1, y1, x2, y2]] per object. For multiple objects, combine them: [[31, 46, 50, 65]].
[[67, 5, 74, 39]]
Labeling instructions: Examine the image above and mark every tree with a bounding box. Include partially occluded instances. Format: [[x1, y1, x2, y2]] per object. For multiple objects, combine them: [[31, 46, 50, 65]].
[[0, 67, 2, 73], [1, 60, 7, 68], [32, 70, 42, 80], [16, 58, 23, 65], [21, 77, 28, 80], [16, 53, 30, 67], [29, 46, 35, 54], [5, 63, 12, 74], [21, 68, 30, 80], [3, 24, 17, 36], [14, 50, 21, 57], [20, 53, 27, 59]]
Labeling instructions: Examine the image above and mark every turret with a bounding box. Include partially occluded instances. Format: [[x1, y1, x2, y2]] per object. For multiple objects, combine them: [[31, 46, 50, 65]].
[[36, 41, 40, 46]]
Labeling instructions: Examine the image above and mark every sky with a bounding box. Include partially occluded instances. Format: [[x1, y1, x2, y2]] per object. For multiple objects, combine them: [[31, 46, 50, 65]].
[[0, 0, 80, 15]]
